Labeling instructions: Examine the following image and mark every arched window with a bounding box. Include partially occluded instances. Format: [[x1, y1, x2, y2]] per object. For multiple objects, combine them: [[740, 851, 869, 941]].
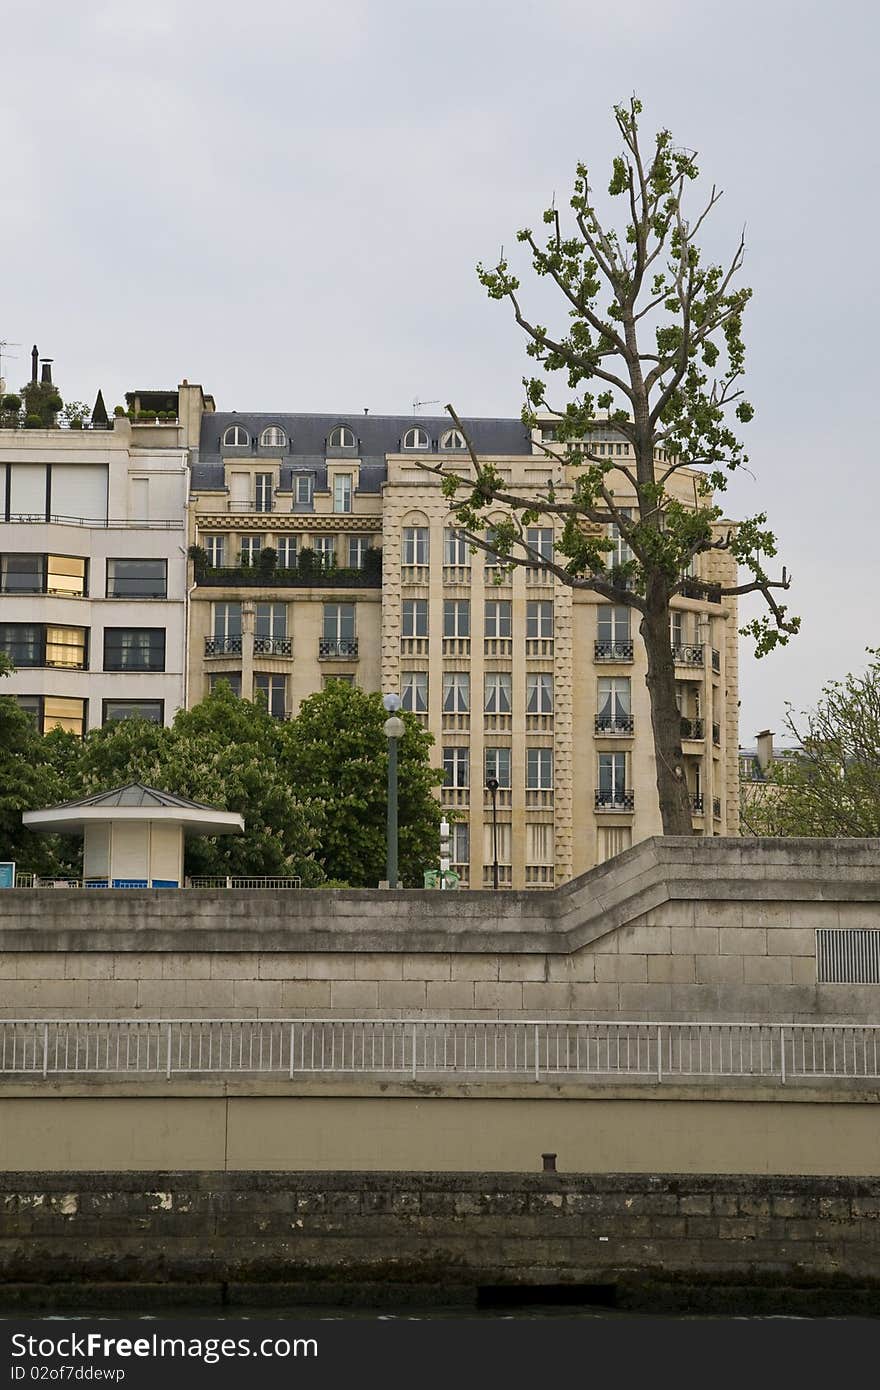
[[328, 425, 356, 449], [223, 424, 249, 447], [403, 427, 430, 450], [440, 428, 466, 450], [260, 426, 287, 447]]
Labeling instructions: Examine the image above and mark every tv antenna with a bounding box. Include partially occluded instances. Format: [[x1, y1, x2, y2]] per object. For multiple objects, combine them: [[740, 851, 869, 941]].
[[0, 340, 21, 380], [412, 397, 440, 414]]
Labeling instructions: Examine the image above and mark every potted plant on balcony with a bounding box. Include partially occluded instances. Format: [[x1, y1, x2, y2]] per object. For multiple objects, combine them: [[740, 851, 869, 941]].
[[257, 547, 278, 580]]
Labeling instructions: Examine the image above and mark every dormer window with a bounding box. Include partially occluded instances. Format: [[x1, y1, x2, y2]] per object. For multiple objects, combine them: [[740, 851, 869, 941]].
[[328, 426, 356, 449], [440, 428, 466, 450], [260, 426, 287, 447], [223, 425, 249, 447], [403, 427, 430, 450]]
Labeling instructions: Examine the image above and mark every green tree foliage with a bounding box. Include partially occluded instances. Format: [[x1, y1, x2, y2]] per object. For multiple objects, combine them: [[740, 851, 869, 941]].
[[283, 682, 443, 886], [742, 653, 880, 837], [436, 98, 796, 835], [0, 657, 74, 874]]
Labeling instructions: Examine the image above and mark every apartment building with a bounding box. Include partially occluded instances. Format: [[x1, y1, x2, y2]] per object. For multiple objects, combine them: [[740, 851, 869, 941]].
[[188, 408, 739, 888], [0, 371, 209, 732]]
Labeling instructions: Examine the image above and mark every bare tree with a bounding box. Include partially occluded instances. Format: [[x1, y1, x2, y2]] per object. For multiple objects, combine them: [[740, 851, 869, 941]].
[[433, 98, 797, 834]]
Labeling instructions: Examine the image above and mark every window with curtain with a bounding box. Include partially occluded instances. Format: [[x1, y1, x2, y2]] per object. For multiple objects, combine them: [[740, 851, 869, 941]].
[[484, 672, 512, 713], [442, 672, 470, 712], [401, 671, 428, 713], [526, 673, 553, 713], [103, 628, 165, 672]]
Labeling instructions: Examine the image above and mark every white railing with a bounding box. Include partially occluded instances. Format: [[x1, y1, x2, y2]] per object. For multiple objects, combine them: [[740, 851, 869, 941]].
[[13, 875, 302, 890], [1, 1019, 878, 1083]]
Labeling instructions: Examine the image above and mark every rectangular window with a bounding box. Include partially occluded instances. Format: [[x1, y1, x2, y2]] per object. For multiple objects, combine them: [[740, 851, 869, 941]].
[[49, 556, 87, 597], [598, 751, 628, 798], [314, 535, 336, 570], [444, 529, 470, 565], [485, 746, 511, 788], [597, 604, 630, 642], [483, 820, 512, 865], [526, 601, 553, 638], [323, 673, 355, 688], [209, 673, 242, 697], [17, 695, 87, 737], [442, 672, 470, 713], [484, 600, 511, 638], [106, 558, 167, 599], [205, 535, 225, 568], [608, 509, 633, 568], [1, 555, 44, 593], [526, 673, 553, 713], [402, 599, 428, 637], [527, 747, 553, 789], [401, 671, 428, 713], [294, 474, 313, 507], [255, 602, 287, 638], [451, 822, 470, 865], [333, 474, 353, 513], [403, 527, 430, 565], [484, 527, 503, 568], [322, 602, 355, 653], [526, 527, 554, 561], [443, 746, 469, 788], [240, 536, 262, 565], [44, 626, 88, 669], [527, 822, 554, 865], [255, 474, 273, 512], [103, 699, 164, 725], [443, 599, 470, 637], [671, 611, 686, 646], [277, 536, 297, 568], [0, 623, 41, 666], [484, 671, 512, 713], [255, 673, 287, 718], [213, 603, 242, 640], [103, 628, 165, 672], [348, 536, 370, 569], [597, 677, 632, 730]]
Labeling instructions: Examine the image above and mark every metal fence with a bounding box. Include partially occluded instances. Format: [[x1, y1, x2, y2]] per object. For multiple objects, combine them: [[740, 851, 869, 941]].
[[14, 875, 302, 890], [1, 1019, 878, 1083]]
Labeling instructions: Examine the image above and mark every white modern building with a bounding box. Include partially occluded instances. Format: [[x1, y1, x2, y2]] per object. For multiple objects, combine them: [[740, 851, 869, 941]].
[[0, 373, 200, 731]]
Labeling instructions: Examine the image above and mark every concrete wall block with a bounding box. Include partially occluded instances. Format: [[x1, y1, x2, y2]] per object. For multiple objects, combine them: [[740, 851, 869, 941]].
[[595, 954, 648, 984], [256, 956, 310, 981], [355, 956, 404, 982], [450, 957, 500, 982], [545, 956, 595, 984], [766, 928, 816, 956], [695, 955, 745, 985], [136, 980, 189, 1009], [426, 981, 476, 1010], [647, 956, 695, 984], [1, 980, 84, 1007], [377, 982, 428, 1010], [231, 981, 284, 1009], [330, 981, 380, 1011], [14, 956, 69, 980], [498, 957, 549, 982], [280, 981, 332, 1009], [64, 955, 115, 981], [161, 954, 213, 980], [402, 955, 452, 981], [184, 980, 236, 1008], [474, 982, 524, 1012], [616, 925, 672, 955], [618, 983, 673, 1016], [113, 954, 163, 980], [719, 928, 767, 957], [306, 956, 360, 980], [743, 956, 793, 985], [85, 981, 138, 1009], [211, 954, 261, 979], [669, 927, 720, 955], [791, 957, 818, 986], [640, 902, 696, 929]]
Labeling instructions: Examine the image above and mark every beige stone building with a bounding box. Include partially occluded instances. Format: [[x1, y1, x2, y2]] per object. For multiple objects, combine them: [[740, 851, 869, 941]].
[[187, 406, 739, 889]]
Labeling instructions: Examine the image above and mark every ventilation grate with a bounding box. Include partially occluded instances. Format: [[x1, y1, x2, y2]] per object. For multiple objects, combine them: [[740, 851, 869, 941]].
[[817, 929, 880, 984]]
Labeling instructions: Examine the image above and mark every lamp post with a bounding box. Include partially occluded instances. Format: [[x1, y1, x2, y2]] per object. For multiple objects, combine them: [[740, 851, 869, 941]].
[[382, 693, 404, 889], [486, 776, 499, 890]]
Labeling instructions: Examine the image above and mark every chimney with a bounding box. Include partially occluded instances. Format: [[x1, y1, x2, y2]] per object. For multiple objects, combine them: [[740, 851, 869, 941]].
[[31, 345, 39, 383], [755, 730, 774, 773], [40, 359, 53, 386]]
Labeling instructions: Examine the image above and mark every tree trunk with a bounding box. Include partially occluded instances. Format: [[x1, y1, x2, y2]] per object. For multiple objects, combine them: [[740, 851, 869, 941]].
[[640, 579, 695, 836]]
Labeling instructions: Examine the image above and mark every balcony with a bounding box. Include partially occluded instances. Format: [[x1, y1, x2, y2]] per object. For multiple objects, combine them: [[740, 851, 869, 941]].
[[482, 865, 513, 887], [194, 563, 381, 590], [525, 788, 554, 809], [401, 564, 430, 586], [594, 639, 634, 662], [595, 789, 635, 811], [525, 713, 553, 732], [484, 637, 513, 659], [595, 715, 634, 737], [484, 712, 512, 733], [525, 865, 555, 887], [442, 712, 470, 732], [253, 636, 292, 657], [679, 577, 722, 603], [205, 637, 242, 656], [400, 636, 429, 657], [672, 643, 704, 667], [442, 637, 470, 657], [319, 638, 358, 660], [441, 787, 469, 809], [525, 638, 554, 658], [713, 796, 722, 819], [483, 787, 512, 810], [712, 722, 721, 746], [227, 498, 278, 514], [692, 794, 705, 813], [442, 564, 471, 585], [525, 568, 553, 587], [680, 717, 705, 740]]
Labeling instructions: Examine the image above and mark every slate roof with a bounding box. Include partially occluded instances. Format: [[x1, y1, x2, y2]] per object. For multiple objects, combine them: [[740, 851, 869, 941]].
[[196, 411, 533, 463], [44, 784, 224, 813]]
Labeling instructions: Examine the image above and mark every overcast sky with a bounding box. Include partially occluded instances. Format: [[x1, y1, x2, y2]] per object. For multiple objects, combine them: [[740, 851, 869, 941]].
[[2, 0, 876, 745]]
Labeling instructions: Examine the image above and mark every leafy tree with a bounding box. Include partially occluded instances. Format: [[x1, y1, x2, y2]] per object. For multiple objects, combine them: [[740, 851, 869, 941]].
[[54, 684, 324, 881], [283, 682, 443, 886], [20, 379, 62, 428], [742, 653, 880, 837], [437, 98, 796, 834], [0, 657, 74, 874]]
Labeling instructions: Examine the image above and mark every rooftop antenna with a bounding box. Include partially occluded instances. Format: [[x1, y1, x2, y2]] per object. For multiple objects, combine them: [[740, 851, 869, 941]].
[[0, 339, 21, 380], [412, 397, 440, 414]]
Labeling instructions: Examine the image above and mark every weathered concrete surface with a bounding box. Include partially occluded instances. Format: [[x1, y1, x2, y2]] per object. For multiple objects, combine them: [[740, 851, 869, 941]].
[[1, 1079, 878, 1175], [1, 838, 879, 1021], [2, 1171, 880, 1310]]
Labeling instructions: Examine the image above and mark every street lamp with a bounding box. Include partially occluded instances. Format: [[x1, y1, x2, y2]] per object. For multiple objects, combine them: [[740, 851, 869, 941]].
[[382, 693, 404, 889], [485, 776, 499, 890]]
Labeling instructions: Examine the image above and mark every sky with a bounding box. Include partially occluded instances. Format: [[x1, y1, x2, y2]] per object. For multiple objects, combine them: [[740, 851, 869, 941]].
[[1, 0, 877, 746]]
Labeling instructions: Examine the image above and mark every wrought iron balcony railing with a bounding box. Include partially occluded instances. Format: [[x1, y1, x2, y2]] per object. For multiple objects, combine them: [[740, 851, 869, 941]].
[[594, 789, 635, 811], [204, 636, 242, 656], [594, 639, 634, 662], [253, 636, 293, 656], [680, 717, 705, 740], [594, 715, 634, 736], [692, 794, 704, 813], [319, 638, 358, 659], [672, 643, 704, 666]]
